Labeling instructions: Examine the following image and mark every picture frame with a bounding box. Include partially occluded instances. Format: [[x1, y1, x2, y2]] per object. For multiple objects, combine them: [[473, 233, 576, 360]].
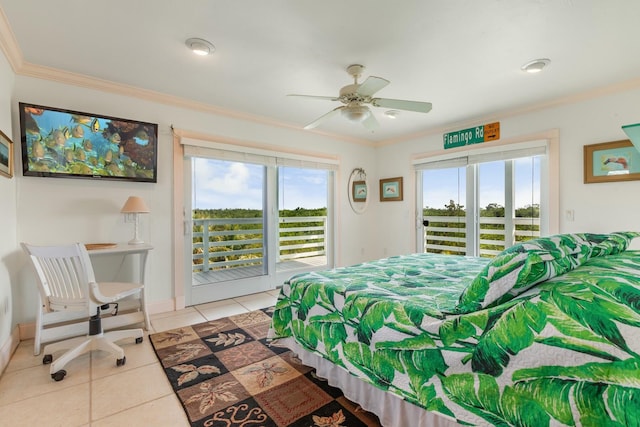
[[584, 139, 640, 184], [352, 180, 367, 202], [19, 102, 158, 183], [0, 129, 14, 178], [380, 176, 403, 201]]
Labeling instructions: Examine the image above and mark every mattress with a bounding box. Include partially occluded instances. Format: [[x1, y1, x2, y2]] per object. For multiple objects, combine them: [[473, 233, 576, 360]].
[[268, 232, 640, 426]]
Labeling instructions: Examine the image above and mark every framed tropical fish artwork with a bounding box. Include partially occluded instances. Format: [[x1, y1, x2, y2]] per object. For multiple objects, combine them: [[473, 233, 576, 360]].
[[19, 102, 158, 183]]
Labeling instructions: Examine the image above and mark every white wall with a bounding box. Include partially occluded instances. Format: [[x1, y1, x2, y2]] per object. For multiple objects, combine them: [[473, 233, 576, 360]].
[[11, 76, 378, 327], [375, 86, 640, 257], [6, 59, 640, 338], [0, 48, 16, 362]]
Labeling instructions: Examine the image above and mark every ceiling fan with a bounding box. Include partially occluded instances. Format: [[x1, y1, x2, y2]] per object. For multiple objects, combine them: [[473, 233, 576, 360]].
[[288, 64, 432, 131]]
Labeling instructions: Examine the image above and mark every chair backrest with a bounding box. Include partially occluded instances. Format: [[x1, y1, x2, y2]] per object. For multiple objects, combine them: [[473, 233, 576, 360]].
[[21, 243, 96, 313]]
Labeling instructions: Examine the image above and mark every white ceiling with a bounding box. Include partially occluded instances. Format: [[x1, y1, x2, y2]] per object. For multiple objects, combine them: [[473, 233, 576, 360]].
[[2, 0, 640, 144]]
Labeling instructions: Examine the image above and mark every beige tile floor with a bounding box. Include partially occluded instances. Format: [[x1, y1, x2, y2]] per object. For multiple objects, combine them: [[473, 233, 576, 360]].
[[0, 290, 279, 427]]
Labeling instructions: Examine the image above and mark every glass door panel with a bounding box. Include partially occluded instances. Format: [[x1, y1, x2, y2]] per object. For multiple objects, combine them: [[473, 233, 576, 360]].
[[422, 167, 467, 255], [188, 157, 269, 304], [276, 166, 330, 275]]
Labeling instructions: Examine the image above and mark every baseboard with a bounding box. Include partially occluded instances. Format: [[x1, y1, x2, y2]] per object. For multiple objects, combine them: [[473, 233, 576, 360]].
[[0, 326, 20, 376], [147, 298, 176, 315], [18, 297, 178, 341]]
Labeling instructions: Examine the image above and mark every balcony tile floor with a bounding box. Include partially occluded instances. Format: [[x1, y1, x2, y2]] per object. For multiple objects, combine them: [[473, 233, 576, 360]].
[[0, 291, 279, 426]]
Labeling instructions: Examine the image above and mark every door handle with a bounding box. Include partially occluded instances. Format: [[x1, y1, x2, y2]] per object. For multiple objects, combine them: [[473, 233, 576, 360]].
[[422, 220, 429, 227]]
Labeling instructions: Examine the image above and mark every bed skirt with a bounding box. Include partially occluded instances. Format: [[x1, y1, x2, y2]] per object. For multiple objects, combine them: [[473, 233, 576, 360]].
[[274, 337, 461, 427]]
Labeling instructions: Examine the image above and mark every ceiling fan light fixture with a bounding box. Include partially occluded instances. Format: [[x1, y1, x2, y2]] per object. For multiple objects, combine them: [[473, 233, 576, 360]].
[[342, 105, 371, 122], [521, 58, 550, 73], [185, 38, 215, 56]]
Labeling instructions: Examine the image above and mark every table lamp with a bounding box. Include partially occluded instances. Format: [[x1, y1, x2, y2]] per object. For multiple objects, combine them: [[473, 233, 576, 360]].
[[121, 196, 150, 245]]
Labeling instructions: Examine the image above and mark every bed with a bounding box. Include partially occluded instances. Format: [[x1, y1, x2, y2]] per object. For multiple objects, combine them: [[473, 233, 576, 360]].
[[267, 232, 640, 427]]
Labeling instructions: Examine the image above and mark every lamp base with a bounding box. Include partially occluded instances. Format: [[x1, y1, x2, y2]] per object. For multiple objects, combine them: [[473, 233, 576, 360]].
[[128, 238, 145, 245]]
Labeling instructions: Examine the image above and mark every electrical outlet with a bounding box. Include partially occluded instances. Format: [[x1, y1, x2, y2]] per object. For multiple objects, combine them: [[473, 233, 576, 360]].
[[565, 209, 575, 221]]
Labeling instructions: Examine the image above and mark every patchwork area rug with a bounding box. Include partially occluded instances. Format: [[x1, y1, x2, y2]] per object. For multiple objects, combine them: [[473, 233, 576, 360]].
[[149, 307, 382, 427]]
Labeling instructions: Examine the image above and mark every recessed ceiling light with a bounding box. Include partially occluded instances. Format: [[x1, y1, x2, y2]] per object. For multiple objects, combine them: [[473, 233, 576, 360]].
[[384, 110, 400, 119], [521, 58, 550, 73], [185, 38, 215, 56]]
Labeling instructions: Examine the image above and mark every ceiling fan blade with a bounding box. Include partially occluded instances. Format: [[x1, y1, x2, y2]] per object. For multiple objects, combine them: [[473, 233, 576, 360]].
[[362, 113, 379, 131], [372, 98, 432, 113], [303, 106, 344, 130], [287, 94, 338, 101], [356, 76, 390, 97]]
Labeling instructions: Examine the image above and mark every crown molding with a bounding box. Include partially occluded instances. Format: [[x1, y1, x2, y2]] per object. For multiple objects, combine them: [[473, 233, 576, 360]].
[[376, 76, 640, 147], [0, 6, 22, 72], [0, 12, 371, 147], [18, 61, 374, 145], [2, 8, 638, 150]]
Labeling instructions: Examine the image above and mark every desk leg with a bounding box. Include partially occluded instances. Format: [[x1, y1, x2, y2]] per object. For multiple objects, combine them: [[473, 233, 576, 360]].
[[138, 251, 152, 331]]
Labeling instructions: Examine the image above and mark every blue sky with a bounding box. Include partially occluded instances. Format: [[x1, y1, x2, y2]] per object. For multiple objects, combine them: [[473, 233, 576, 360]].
[[192, 157, 540, 211], [423, 158, 541, 210], [192, 158, 328, 210]]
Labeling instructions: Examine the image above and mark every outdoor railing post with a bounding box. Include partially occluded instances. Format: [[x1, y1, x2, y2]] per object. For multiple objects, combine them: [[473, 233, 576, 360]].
[[202, 220, 210, 272]]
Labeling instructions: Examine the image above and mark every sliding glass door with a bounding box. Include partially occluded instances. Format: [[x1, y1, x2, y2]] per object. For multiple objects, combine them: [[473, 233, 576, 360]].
[[183, 154, 334, 306], [418, 146, 544, 258]]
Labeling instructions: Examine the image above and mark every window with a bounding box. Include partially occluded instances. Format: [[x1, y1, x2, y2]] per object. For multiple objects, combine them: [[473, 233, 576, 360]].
[[181, 139, 337, 304], [416, 141, 548, 257]]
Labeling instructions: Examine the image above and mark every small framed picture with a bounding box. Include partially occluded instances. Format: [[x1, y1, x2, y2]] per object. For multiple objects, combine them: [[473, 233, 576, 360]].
[[584, 139, 640, 183], [380, 177, 403, 202], [352, 180, 367, 202], [0, 129, 14, 179]]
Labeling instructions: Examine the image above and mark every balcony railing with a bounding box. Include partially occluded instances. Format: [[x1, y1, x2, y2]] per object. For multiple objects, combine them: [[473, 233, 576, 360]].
[[191, 214, 538, 275], [192, 216, 327, 273], [424, 215, 540, 257]]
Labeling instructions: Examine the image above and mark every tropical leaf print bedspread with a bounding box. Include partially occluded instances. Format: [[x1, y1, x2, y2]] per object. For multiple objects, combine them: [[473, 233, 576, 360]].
[[268, 233, 640, 427]]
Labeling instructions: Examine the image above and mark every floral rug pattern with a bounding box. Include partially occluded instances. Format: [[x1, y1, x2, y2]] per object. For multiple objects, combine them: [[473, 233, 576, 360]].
[[150, 307, 381, 427]]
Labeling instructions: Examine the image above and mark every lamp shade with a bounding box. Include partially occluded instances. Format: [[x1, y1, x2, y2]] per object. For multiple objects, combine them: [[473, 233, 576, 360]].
[[121, 196, 150, 214], [622, 123, 640, 152], [341, 105, 371, 123]]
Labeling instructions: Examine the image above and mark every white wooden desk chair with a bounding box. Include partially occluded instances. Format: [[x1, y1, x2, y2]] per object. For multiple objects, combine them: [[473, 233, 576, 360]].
[[22, 242, 148, 381]]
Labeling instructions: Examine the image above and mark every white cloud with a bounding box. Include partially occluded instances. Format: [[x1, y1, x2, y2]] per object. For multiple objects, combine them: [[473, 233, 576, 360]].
[[192, 161, 330, 210], [193, 159, 263, 209]]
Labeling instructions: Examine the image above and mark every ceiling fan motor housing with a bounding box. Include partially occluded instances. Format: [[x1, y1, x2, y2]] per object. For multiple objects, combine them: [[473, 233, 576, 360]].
[[339, 84, 368, 104]]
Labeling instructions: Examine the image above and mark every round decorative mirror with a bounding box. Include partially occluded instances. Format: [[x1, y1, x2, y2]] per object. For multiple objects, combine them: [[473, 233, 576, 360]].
[[348, 167, 369, 214]]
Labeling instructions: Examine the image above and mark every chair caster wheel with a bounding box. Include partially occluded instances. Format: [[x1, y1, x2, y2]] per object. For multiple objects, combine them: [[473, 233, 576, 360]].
[[116, 356, 126, 367], [135, 337, 143, 344], [43, 354, 53, 365], [51, 370, 66, 381]]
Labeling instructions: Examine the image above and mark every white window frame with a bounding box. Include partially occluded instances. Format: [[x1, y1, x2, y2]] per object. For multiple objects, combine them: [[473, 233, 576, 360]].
[[413, 132, 559, 255], [173, 133, 339, 308]]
